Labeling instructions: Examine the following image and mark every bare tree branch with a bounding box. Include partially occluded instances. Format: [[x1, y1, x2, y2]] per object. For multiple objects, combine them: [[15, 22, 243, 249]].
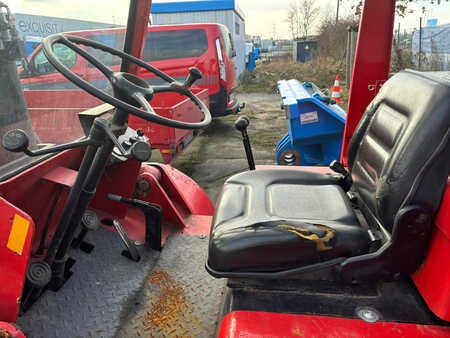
[[298, 0, 320, 37]]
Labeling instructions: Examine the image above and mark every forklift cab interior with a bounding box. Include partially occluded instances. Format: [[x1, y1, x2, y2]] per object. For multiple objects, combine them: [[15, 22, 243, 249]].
[[0, 0, 449, 335]]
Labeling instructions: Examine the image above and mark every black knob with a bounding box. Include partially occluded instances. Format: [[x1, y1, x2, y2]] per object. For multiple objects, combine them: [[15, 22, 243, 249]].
[[131, 141, 152, 162], [235, 115, 249, 132], [184, 67, 202, 88], [136, 129, 145, 137], [329, 160, 348, 176], [2, 129, 29, 152]]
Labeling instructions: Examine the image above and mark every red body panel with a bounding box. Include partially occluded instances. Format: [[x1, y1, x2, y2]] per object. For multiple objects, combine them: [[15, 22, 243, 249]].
[[340, 0, 396, 165], [0, 199, 35, 322], [413, 179, 450, 321], [218, 311, 450, 338]]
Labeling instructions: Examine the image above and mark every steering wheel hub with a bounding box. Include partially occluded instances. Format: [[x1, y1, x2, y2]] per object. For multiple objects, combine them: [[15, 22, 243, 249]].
[[111, 72, 154, 107]]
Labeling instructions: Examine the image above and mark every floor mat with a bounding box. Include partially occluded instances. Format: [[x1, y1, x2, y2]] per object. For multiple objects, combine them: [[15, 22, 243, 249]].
[[116, 235, 227, 338]]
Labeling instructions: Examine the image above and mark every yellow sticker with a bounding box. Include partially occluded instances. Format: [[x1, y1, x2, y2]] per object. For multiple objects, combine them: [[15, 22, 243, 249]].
[[7, 214, 30, 255]]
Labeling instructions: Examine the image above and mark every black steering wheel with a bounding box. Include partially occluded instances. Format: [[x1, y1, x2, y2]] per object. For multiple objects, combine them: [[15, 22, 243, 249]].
[[42, 34, 212, 129]]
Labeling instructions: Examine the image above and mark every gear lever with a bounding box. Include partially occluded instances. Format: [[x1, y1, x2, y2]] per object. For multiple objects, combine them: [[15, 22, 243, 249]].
[[235, 115, 255, 170]]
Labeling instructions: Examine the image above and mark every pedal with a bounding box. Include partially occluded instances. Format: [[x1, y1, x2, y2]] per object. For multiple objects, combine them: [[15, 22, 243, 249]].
[[113, 219, 141, 262], [72, 210, 99, 253]]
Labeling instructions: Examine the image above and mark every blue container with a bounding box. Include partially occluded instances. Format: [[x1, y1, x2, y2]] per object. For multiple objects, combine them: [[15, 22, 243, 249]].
[[276, 79, 346, 166]]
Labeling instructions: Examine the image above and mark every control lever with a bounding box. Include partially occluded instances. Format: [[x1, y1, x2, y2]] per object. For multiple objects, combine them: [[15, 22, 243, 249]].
[[183, 67, 202, 88], [108, 194, 162, 251], [235, 115, 255, 170], [169, 67, 203, 94], [112, 219, 141, 262], [329, 160, 352, 190], [329, 160, 348, 176]]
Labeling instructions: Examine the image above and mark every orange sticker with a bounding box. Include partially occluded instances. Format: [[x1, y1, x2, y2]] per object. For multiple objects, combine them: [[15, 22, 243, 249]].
[[7, 214, 29, 255]]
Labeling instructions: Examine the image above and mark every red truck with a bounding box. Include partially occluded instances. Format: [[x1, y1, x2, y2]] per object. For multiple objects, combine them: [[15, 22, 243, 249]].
[[19, 24, 240, 162], [20, 23, 240, 117]]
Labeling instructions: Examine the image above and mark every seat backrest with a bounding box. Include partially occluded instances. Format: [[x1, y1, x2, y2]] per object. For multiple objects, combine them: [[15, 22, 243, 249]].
[[347, 70, 450, 232]]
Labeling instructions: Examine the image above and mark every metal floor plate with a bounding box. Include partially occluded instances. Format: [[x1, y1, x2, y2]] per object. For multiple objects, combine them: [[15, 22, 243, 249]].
[[116, 235, 227, 338], [18, 230, 226, 338], [19, 227, 160, 338]]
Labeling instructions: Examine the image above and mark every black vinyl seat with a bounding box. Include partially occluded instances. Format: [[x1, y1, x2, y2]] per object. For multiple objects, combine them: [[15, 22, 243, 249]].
[[208, 169, 370, 272], [207, 70, 450, 281]]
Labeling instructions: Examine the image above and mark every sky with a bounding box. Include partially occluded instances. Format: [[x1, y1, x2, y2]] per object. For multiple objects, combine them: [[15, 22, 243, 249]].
[[5, 0, 450, 39]]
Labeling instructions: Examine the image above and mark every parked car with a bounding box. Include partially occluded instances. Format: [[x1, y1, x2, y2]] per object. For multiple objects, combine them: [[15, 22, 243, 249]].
[[20, 23, 240, 117]]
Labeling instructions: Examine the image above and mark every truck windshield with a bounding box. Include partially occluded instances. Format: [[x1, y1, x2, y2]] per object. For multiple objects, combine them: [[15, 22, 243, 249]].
[[0, 1, 130, 171]]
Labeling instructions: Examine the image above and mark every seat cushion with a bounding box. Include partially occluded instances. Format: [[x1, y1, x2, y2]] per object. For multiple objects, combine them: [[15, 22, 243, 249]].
[[208, 169, 371, 273]]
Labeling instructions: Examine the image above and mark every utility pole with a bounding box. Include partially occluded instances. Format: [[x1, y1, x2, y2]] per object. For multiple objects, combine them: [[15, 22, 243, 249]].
[[419, 17, 422, 71], [336, 0, 340, 24], [397, 22, 400, 45]]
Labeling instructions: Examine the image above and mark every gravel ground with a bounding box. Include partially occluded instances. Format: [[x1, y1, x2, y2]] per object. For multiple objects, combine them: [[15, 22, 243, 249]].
[[172, 93, 287, 204]]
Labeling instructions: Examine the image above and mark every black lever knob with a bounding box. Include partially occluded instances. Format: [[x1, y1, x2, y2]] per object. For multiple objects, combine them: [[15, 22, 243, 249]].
[[2, 129, 30, 153], [234, 115, 255, 171], [184, 67, 202, 88], [131, 141, 152, 162], [234, 115, 249, 132], [329, 160, 348, 176]]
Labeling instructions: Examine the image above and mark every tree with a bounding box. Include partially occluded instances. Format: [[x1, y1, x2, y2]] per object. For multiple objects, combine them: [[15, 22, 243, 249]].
[[298, 0, 320, 38], [287, 0, 320, 39], [352, 0, 449, 17], [287, 3, 298, 40]]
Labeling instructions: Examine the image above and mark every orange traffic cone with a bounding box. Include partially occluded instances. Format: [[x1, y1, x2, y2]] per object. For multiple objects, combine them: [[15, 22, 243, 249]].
[[331, 74, 343, 103]]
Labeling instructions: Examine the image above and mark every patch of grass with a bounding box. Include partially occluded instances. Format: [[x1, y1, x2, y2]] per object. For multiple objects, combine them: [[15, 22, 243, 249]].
[[222, 114, 239, 122], [250, 129, 282, 150], [221, 109, 261, 122], [239, 57, 348, 104]]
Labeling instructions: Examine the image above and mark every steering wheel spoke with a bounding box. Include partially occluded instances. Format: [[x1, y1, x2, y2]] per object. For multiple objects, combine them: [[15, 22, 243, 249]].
[[132, 92, 156, 115], [152, 85, 177, 94]]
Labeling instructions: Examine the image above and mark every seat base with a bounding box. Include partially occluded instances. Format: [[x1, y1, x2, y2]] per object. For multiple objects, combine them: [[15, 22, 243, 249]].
[[208, 169, 371, 274]]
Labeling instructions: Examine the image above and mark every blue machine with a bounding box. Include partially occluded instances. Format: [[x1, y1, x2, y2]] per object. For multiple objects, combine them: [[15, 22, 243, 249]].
[[247, 47, 260, 71], [276, 79, 346, 166]]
